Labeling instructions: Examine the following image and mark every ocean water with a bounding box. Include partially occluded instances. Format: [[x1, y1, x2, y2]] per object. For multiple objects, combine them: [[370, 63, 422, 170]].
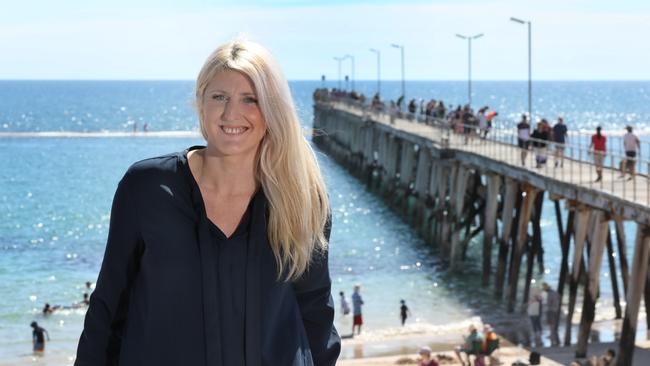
[[1, 80, 650, 361]]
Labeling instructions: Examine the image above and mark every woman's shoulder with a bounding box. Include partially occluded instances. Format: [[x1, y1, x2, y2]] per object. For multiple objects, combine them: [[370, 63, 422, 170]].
[[121, 148, 195, 185]]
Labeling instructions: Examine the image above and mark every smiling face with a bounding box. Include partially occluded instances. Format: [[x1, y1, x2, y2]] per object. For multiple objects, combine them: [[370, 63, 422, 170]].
[[201, 69, 267, 159]]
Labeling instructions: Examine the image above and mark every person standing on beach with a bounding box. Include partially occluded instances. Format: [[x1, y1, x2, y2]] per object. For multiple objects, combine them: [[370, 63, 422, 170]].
[[339, 291, 350, 315], [517, 114, 531, 166], [400, 299, 411, 326], [552, 117, 568, 167], [75, 39, 340, 366], [589, 126, 607, 182], [31, 321, 49, 354], [527, 293, 543, 345], [620, 125, 640, 180], [352, 285, 364, 335], [542, 282, 561, 346]]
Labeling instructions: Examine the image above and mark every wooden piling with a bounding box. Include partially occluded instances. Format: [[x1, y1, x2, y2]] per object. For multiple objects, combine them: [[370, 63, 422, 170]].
[[483, 174, 501, 286], [576, 211, 609, 358], [557, 204, 575, 311], [523, 191, 545, 307], [564, 206, 591, 345], [507, 185, 538, 313], [450, 165, 470, 270], [616, 225, 650, 366], [614, 217, 630, 295], [495, 178, 518, 299], [606, 229, 623, 319]]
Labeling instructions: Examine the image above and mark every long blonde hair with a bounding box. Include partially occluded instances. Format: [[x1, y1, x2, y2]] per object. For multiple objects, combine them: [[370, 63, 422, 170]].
[[194, 39, 330, 281]]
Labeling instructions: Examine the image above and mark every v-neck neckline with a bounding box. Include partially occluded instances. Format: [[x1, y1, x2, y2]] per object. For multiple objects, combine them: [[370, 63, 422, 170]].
[[182, 146, 258, 240]]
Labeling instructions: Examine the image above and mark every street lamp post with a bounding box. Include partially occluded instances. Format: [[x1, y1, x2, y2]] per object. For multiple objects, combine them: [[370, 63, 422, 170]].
[[456, 33, 484, 107], [344, 54, 356, 92], [333, 56, 344, 90], [369, 48, 381, 96], [391, 43, 405, 98], [510, 17, 532, 121]]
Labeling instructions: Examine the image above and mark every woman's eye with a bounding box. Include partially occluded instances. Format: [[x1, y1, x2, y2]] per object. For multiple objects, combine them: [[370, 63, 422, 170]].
[[243, 97, 258, 104], [211, 94, 227, 101]]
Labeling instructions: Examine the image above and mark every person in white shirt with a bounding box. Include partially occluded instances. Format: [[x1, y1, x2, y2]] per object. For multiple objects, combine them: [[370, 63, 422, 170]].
[[620, 125, 640, 180], [339, 291, 350, 315]]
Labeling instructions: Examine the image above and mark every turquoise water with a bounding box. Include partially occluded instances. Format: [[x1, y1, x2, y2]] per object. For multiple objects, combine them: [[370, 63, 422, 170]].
[[1, 80, 650, 361]]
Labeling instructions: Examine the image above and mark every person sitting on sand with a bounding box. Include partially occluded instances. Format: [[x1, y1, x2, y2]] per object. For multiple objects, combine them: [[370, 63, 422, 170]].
[[454, 324, 482, 366], [418, 346, 439, 366], [481, 324, 500, 365], [590, 348, 615, 366]]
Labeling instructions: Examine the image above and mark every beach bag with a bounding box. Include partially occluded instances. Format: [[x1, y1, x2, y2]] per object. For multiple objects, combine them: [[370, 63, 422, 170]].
[[529, 351, 540, 365]]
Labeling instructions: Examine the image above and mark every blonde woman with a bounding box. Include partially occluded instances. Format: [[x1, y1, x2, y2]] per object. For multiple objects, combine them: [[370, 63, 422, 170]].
[[75, 40, 340, 365]]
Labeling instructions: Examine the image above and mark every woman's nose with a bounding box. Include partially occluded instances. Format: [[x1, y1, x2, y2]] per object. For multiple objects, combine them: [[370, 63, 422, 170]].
[[221, 100, 240, 121]]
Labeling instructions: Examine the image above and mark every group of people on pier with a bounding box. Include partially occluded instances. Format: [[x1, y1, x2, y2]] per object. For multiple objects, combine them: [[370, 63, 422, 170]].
[[315, 88, 644, 183]]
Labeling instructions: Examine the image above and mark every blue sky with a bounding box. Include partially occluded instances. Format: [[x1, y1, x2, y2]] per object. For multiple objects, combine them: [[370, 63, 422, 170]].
[[1, 0, 649, 80]]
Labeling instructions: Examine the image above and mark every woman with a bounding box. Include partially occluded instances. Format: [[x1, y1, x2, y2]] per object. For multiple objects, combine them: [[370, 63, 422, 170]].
[[75, 39, 340, 366]]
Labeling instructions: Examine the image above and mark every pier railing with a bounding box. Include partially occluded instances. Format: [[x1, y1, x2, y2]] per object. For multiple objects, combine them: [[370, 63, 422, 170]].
[[316, 95, 650, 205]]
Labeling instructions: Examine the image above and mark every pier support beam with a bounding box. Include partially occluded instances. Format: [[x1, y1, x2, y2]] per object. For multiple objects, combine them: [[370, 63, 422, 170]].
[[495, 179, 518, 299], [576, 211, 609, 358], [614, 217, 630, 295], [556, 201, 574, 304], [483, 174, 501, 286], [616, 225, 650, 366], [564, 206, 591, 346], [450, 165, 470, 270], [507, 185, 538, 313], [606, 228, 623, 319]]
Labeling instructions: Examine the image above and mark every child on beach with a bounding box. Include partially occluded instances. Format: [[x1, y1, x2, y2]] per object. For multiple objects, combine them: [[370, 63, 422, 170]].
[[418, 346, 439, 366], [352, 285, 364, 335], [339, 291, 350, 315], [30, 321, 49, 354]]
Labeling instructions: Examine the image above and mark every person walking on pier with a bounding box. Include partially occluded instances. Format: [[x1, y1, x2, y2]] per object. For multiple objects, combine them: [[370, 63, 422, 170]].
[[542, 282, 561, 346], [552, 117, 568, 167], [620, 125, 640, 180], [517, 114, 531, 166], [352, 285, 364, 335], [589, 126, 607, 182], [531, 121, 550, 168]]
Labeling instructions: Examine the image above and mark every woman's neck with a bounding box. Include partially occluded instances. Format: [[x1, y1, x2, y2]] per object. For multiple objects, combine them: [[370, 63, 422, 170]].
[[191, 147, 258, 197]]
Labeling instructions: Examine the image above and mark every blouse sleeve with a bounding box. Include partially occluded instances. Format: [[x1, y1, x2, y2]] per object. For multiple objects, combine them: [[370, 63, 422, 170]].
[[293, 216, 341, 366], [75, 172, 144, 366]]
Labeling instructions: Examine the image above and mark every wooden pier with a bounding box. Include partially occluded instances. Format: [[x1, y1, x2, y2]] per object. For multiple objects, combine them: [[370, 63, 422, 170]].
[[313, 95, 650, 366]]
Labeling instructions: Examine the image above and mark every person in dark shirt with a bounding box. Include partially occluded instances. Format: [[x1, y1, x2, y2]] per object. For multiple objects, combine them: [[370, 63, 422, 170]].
[[552, 117, 568, 167], [75, 39, 340, 366], [400, 299, 411, 326], [31, 321, 49, 353], [530, 121, 549, 168]]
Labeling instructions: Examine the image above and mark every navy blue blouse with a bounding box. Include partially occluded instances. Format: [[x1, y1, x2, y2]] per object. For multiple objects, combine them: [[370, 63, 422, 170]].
[[208, 195, 253, 366], [75, 147, 340, 366]]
